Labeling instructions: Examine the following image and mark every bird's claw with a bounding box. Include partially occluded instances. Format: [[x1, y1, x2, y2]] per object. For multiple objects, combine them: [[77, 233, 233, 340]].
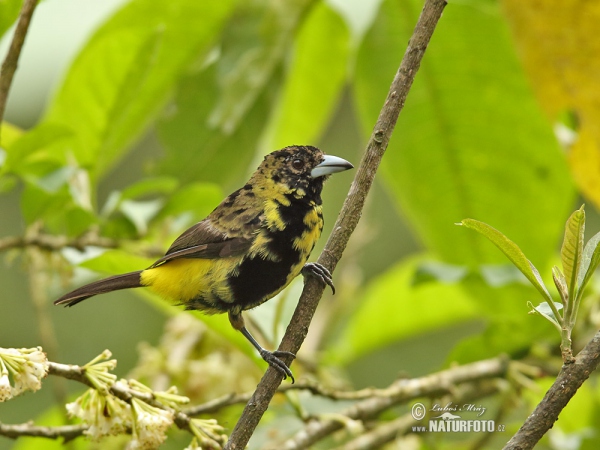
[[260, 349, 296, 383], [302, 262, 336, 294]]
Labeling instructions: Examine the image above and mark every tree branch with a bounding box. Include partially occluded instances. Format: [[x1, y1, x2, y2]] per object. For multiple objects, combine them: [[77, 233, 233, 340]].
[[282, 357, 509, 449], [224, 0, 448, 448], [503, 329, 600, 449], [0, 0, 39, 141], [0, 422, 87, 441], [333, 381, 500, 450], [47, 362, 194, 435], [0, 233, 119, 253]]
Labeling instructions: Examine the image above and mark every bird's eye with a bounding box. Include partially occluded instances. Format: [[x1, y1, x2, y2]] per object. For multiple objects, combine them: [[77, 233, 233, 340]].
[[292, 159, 304, 170]]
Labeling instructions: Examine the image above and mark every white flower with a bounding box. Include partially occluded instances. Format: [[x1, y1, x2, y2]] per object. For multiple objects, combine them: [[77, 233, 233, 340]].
[[0, 366, 11, 402], [67, 388, 132, 440], [127, 398, 173, 449], [189, 418, 226, 448], [83, 350, 117, 394], [0, 347, 48, 398]]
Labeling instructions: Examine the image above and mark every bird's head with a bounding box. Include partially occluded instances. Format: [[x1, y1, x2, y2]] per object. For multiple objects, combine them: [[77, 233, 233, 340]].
[[251, 145, 353, 202]]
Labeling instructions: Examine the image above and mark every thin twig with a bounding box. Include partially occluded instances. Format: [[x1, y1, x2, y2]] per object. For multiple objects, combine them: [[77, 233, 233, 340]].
[[224, 0, 448, 448], [503, 329, 600, 449], [333, 381, 501, 450], [1, 355, 511, 442], [0, 233, 119, 253], [282, 357, 509, 449], [0, 0, 39, 142], [0, 422, 87, 441]]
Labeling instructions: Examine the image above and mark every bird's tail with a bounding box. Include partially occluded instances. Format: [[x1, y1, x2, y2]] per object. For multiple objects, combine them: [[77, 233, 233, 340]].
[[54, 271, 143, 307]]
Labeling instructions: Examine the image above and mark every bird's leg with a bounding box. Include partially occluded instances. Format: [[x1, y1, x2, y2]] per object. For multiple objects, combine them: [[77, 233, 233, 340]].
[[302, 262, 335, 294], [228, 311, 296, 383]]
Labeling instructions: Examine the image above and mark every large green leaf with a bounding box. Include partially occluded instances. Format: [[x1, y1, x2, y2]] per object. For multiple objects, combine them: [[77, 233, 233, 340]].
[[42, 0, 235, 178], [209, 0, 315, 133], [269, 2, 350, 148], [353, 0, 574, 266], [156, 64, 274, 188], [0, 0, 22, 39], [332, 255, 477, 364]]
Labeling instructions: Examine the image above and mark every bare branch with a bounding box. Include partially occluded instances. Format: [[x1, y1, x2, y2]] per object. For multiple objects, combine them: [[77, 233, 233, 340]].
[[503, 329, 600, 449], [0, 233, 119, 253], [0, 0, 39, 141], [0, 422, 87, 441], [333, 381, 501, 450], [224, 0, 448, 448], [283, 357, 509, 449]]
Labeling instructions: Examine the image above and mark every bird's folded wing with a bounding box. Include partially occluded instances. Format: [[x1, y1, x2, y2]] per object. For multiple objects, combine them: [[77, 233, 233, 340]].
[[148, 216, 259, 268]]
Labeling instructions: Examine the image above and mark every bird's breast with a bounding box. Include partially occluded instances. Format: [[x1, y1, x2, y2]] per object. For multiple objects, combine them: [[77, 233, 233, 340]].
[[227, 200, 324, 312]]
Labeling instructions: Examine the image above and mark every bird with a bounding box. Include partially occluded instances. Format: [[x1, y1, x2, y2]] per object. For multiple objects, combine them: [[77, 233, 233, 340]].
[[55, 145, 353, 382]]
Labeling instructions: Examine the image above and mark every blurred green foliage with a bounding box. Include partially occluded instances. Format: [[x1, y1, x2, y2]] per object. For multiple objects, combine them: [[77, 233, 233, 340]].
[[3, 0, 599, 448]]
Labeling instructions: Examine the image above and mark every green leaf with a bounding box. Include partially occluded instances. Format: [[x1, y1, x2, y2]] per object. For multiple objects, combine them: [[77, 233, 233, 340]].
[[480, 264, 527, 287], [156, 183, 222, 222], [332, 255, 477, 364], [354, 0, 574, 266], [0, 0, 22, 39], [449, 314, 556, 364], [577, 230, 600, 298], [552, 265, 568, 305], [412, 261, 468, 285], [79, 249, 153, 273], [561, 205, 585, 299], [156, 64, 276, 187], [529, 301, 563, 329], [459, 219, 553, 303], [270, 2, 350, 148], [4, 123, 73, 175], [209, 0, 314, 133], [119, 198, 164, 235], [43, 0, 235, 177], [119, 176, 179, 200]]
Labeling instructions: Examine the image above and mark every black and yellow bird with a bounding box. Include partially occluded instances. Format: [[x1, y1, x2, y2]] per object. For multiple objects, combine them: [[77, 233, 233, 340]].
[[55, 146, 353, 381]]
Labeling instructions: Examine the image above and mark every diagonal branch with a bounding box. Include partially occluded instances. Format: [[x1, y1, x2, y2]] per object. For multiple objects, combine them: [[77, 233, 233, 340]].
[[503, 329, 600, 449], [224, 0, 448, 448], [0, 0, 39, 142]]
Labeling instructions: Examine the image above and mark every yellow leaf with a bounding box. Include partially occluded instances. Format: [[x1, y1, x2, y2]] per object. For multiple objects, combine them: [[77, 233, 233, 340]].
[[503, 0, 600, 206]]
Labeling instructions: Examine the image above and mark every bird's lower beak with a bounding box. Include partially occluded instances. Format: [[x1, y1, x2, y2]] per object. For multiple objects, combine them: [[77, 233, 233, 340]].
[[310, 155, 354, 178]]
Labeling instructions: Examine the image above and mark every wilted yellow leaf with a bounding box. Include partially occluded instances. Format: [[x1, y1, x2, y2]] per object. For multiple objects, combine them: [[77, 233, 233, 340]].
[[503, 0, 600, 207]]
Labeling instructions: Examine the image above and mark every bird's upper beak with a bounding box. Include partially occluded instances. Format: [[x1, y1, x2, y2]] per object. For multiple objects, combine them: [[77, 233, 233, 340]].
[[310, 155, 354, 178]]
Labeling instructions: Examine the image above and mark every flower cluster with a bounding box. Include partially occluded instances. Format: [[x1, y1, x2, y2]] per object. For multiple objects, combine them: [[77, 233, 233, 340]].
[[188, 417, 227, 449], [128, 398, 174, 449], [67, 350, 196, 447], [0, 347, 48, 402], [66, 388, 131, 439]]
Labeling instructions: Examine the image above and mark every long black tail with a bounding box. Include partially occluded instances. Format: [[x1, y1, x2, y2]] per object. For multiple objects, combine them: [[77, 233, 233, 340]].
[[54, 271, 143, 307]]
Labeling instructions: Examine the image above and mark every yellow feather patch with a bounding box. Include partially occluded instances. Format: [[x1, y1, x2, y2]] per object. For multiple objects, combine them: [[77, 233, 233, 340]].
[[141, 258, 238, 303], [264, 199, 287, 231], [293, 206, 323, 255]]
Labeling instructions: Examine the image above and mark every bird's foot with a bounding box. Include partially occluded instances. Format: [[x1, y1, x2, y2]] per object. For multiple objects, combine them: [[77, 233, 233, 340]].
[[302, 262, 336, 294], [260, 349, 296, 383]]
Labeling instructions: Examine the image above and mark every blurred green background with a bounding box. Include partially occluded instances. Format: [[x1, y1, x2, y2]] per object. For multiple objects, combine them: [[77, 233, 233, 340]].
[[1, 0, 600, 448]]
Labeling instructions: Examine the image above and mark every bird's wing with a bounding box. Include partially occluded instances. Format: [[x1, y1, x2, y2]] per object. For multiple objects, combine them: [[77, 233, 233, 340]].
[[148, 193, 264, 268]]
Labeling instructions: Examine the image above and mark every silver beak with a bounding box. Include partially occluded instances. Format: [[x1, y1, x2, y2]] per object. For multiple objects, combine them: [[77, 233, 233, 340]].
[[310, 154, 354, 178]]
